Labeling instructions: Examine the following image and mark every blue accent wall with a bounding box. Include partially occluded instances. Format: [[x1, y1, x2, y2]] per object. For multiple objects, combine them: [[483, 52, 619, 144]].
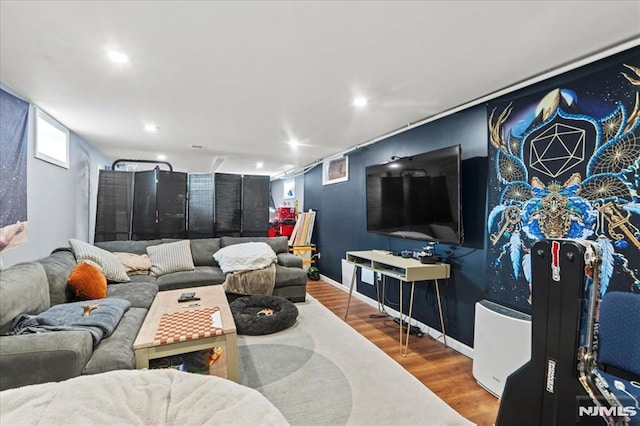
[[304, 106, 489, 347], [303, 45, 640, 349]]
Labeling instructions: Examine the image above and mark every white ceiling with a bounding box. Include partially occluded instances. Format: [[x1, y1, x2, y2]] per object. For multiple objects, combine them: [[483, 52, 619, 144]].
[[1, 1, 639, 177]]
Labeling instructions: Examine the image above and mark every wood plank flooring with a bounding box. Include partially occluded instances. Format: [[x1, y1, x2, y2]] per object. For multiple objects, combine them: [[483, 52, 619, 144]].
[[306, 279, 499, 426]]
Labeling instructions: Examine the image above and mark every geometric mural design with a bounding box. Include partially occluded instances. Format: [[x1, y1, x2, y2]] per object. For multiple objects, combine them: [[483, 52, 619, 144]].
[[529, 122, 586, 178], [485, 54, 640, 313]]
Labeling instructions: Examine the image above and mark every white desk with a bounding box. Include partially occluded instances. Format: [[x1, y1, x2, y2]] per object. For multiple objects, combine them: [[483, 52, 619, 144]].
[[344, 250, 451, 356]]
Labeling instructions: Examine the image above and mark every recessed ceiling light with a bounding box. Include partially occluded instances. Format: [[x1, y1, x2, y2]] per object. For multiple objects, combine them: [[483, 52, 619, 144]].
[[256, 161, 264, 169], [144, 124, 159, 133], [157, 154, 166, 161], [107, 49, 129, 64], [288, 139, 299, 148], [353, 97, 368, 108]]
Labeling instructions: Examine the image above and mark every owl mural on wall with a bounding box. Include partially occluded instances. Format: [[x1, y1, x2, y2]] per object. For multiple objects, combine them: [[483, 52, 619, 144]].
[[486, 57, 640, 312]]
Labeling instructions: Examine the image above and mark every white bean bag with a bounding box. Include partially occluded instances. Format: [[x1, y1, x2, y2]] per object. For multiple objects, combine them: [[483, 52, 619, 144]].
[[0, 369, 288, 425]]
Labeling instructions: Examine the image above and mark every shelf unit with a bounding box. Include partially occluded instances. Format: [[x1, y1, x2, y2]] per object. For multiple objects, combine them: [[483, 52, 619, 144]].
[[346, 251, 450, 282], [345, 250, 450, 355]]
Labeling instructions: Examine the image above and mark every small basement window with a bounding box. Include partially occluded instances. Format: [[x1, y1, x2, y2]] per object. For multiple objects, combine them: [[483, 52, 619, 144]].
[[35, 108, 69, 168]]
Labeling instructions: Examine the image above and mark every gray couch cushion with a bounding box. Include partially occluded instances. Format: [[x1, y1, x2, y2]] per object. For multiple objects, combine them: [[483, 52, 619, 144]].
[[274, 264, 308, 289], [189, 238, 221, 266], [107, 282, 159, 310], [38, 248, 77, 305], [69, 239, 130, 283], [82, 307, 147, 375], [146, 240, 195, 276], [155, 266, 225, 291], [0, 262, 50, 334], [277, 253, 303, 268], [128, 274, 157, 284], [221, 236, 288, 254], [272, 285, 307, 303], [95, 239, 163, 255], [0, 331, 93, 391]]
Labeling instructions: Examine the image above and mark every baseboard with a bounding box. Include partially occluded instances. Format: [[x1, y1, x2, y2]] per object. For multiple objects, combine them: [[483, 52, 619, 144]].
[[318, 274, 474, 359]]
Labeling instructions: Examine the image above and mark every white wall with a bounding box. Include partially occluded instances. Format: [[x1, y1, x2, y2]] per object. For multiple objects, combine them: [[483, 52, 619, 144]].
[[0, 83, 111, 268], [271, 174, 305, 213]]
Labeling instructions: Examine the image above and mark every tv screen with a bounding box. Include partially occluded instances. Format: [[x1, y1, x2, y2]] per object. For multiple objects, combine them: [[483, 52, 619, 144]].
[[365, 145, 461, 245]]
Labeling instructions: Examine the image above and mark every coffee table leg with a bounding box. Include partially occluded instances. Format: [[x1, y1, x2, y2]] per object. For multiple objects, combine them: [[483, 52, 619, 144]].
[[135, 349, 149, 369], [225, 333, 238, 382]]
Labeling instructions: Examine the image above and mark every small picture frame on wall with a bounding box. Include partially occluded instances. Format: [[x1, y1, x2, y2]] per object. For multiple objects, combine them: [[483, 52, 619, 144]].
[[283, 179, 295, 199], [322, 156, 349, 185]]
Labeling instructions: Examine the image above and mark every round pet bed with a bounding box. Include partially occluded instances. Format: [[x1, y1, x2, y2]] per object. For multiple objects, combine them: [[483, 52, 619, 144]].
[[230, 295, 298, 335]]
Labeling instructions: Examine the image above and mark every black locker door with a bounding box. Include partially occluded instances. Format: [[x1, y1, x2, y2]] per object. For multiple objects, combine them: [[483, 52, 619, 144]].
[[131, 170, 157, 240], [94, 170, 134, 242], [214, 173, 242, 236], [157, 171, 187, 239], [187, 173, 214, 239], [241, 174, 270, 237]]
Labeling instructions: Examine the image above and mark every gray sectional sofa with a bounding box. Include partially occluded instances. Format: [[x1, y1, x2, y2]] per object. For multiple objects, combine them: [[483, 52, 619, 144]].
[[94, 236, 307, 301], [0, 236, 307, 391]]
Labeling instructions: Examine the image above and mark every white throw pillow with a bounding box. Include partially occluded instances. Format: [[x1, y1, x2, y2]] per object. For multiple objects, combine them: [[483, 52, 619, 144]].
[[69, 239, 130, 283], [146, 240, 195, 276], [213, 242, 277, 274]]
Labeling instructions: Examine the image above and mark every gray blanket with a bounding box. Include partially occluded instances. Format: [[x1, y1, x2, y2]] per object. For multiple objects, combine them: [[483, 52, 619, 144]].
[[11, 298, 130, 345]]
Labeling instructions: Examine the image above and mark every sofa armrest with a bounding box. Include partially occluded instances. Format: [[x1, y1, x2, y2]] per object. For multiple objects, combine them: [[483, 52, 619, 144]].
[[277, 253, 303, 268], [0, 331, 93, 391]]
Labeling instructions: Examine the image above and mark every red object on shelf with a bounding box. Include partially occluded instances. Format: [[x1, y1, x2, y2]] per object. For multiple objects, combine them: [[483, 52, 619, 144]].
[[277, 207, 296, 221], [278, 224, 295, 237], [268, 227, 276, 237]]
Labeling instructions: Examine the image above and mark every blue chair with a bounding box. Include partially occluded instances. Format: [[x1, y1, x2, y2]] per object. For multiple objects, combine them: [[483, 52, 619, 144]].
[[598, 291, 640, 424]]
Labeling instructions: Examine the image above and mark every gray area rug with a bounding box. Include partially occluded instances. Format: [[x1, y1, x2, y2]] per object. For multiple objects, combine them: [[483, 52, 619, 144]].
[[237, 294, 472, 426]]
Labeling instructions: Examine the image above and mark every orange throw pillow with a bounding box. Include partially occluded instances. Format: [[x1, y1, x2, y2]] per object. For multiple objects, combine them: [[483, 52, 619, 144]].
[[67, 262, 107, 300]]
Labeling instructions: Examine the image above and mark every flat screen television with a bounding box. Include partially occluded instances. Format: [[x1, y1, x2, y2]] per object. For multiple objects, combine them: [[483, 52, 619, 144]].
[[365, 145, 462, 245]]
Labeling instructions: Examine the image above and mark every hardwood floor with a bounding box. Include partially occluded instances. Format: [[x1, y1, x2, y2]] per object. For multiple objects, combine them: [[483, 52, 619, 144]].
[[306, 279, 499, 426]]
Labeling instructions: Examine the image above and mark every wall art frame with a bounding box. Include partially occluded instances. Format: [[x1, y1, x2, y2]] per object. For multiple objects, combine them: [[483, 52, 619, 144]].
[[322, 156, 349, 185]]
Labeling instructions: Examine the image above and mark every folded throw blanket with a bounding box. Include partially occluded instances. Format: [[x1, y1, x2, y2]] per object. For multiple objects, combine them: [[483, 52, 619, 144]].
[[11, 298, 130, 345], [214, 242, 277, 274], [223, 263, 276, 296]]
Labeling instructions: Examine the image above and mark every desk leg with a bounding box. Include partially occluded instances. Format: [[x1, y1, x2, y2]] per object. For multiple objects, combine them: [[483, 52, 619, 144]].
[[344, 264, 358, 319], [399, 279, 403, 351], [434, 279, 447, 348], [401, 282, 416, 357]]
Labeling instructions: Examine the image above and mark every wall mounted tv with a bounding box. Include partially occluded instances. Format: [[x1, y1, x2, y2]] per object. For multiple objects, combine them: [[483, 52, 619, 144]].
[[365, 144, 462, 245]]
